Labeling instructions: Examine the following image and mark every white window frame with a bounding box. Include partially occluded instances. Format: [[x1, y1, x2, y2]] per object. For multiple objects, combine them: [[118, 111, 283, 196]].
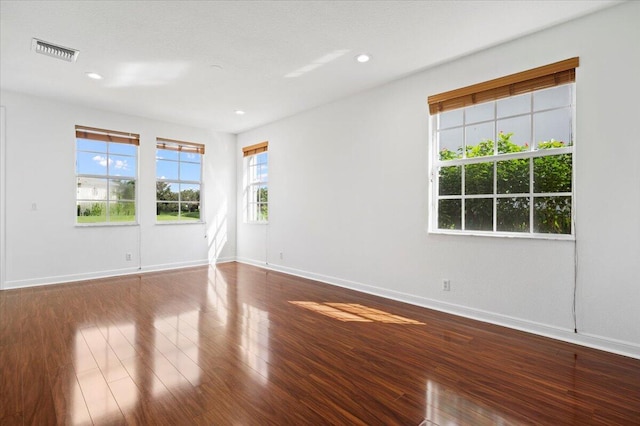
[[429, 82, 576, 240], [75, 126, 139, 226], [155, 138, 204, 224], [243, 146, 268, 224]]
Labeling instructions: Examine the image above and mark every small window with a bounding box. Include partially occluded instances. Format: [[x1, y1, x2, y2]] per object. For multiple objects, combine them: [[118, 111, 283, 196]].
[[156, 138, 204, 222], [76, 126, 139, 224], [243, 142, 268, 223], [428, 58, 578, 237]]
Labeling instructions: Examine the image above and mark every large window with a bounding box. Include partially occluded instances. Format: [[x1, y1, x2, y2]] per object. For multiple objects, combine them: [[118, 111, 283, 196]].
[[243, 142, 268, 223], [428, 58, 578, 237], [76, 126, 139, 224], [156, 138, 204, 222]]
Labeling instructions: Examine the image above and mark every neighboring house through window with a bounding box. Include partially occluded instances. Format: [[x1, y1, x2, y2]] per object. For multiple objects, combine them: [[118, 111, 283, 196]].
[[243, 141, 268, 223], [428, 58, 578, 237], [156, 138, 205, 222], [76, 125, 139, 224]]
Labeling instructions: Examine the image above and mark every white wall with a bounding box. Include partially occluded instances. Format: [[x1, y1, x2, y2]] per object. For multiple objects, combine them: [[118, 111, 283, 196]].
[[0, 90, 236, 288], [237, 2, 640, 358]]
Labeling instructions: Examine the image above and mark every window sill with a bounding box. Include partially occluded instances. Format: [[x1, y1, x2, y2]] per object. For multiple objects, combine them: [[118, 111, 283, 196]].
[[75, 222, 139, 228], [427, 228, 575, 241], [245, 221, 269, 225], [156, 221, 205, 225]]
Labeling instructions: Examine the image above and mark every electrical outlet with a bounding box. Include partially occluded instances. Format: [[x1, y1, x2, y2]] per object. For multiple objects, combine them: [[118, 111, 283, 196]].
[[442, 279, 451, 291], [279, 251, 283, 260], [125, 253, 132, 261]]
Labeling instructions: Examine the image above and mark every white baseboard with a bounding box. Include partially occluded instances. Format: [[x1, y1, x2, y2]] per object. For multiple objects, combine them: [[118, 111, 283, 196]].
[[214, 256, 236, 264], [3, 266, 143, 289], [2, 259, 210, 290], [139, 259, 209, 274], [236, 258, 640, 360]]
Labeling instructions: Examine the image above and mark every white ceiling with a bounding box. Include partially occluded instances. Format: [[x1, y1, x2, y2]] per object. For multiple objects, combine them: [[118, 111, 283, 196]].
[[0, 0, 620, 134]]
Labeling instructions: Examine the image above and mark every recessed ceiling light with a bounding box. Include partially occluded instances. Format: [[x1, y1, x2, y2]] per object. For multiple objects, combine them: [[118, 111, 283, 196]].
[[356, 54, 371, 63], [86, 72, 103, 80], [235, 110, 245, 115]]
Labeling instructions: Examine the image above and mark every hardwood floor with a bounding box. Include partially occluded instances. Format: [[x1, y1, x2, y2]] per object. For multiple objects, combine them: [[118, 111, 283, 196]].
[[1, 262, 639, 425]]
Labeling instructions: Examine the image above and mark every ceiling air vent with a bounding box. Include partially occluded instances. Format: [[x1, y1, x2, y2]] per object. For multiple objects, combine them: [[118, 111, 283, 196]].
[[31, 38, 79, 62]]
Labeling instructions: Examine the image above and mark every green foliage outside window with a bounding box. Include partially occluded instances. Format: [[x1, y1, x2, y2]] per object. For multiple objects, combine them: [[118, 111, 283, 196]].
[[156, 181, 201, 221], [438, 132, 572, 234]]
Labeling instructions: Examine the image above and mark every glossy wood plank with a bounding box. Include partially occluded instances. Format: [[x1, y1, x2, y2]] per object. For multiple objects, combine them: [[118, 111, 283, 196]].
[[1, 262, 639, 425]]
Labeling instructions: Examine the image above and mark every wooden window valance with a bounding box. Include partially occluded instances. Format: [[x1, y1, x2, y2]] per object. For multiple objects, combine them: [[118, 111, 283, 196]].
[[156, 137, 205, 155], [427, 57, 579, 115], [242, 141, 268, 157], [75, 125, 140, 145]]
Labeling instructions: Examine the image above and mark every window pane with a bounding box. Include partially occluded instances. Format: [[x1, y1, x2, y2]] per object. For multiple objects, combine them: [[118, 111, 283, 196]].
[[465, 198, 493, 231], [439, 127, 463, 160], [533, 107, 572, 148], [180, 203, 200, 221], [534, 85, 571, 111], [438, 199, 461, 230], [77, 139, 106, 153], [156, 159, 178, 180], [77, 177, 107, 200], [497, 92, 530, 118], [110, 180, 136, 201], [109, 143, 136, 156], [497, 197, 529, 232], [534, 196, 571, 234], [439, 166, 461, 195], [180, 151, 201, 163], [157, 149, 179, 161], [258, 203, 268, 222], [533, 154, 572, 193], [255, 152, 268, 165], [156, 181, 176, 202], [465, 101, 494, 124], [257, 185, 268, 203], [497, 158, 529, 194], [438, 109, 463, 129], [180, 161, 201, 181], [157, 202, 179, 220], [108, 154, 136, 177], [258, 163, 269, 183], [180, 183, 200, 202], [496, 116, 531, 153], [109, 202, 135, 222], [465, 162, 493, 195], [77, 151, 108, 175], [465, 122, 494, 157], [77, 201, 106, 223]]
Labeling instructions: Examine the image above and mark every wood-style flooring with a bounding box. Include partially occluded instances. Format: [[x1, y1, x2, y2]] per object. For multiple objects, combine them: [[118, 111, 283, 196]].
[[1, 262, 639, 425]]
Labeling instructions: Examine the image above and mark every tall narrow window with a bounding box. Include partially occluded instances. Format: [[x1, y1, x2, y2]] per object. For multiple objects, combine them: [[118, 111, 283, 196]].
[[243, 142, 268, 223], [428, 58, 578, 237], [156, 138, 204, 222], [76, 126, 139, 224]]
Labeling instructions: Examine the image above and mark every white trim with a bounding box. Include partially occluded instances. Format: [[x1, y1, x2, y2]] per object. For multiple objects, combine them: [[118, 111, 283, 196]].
[[2, 259, 209, 290], [235, 258, 640, 360], [0, 106, 5, 289], [139, 259, 209, 274], [3, 266, 142, 289]]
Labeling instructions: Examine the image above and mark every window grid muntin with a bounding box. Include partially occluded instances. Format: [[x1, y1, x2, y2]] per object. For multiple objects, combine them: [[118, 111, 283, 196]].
[[433, 83, 574, 237]]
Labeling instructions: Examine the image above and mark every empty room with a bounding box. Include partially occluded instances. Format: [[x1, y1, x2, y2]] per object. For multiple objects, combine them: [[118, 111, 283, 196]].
[[1, 1, 639, 425]]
